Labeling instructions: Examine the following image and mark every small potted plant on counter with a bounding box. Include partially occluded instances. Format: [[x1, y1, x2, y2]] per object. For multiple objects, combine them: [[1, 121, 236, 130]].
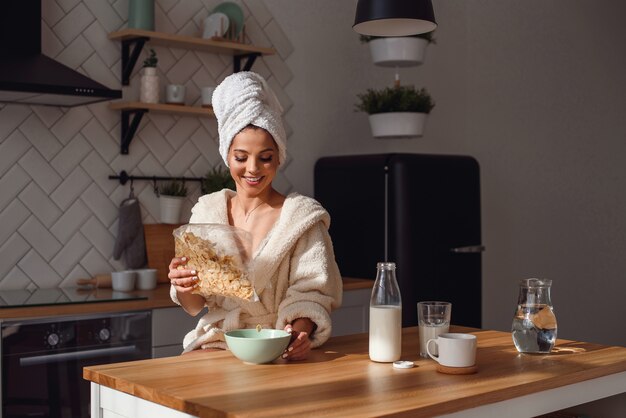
[[360, 32, 435, 67], [201, 165, 235, 195], [140, 48, 159, 103], [355, 85, 435, 138], [158, 179, 187, 224]]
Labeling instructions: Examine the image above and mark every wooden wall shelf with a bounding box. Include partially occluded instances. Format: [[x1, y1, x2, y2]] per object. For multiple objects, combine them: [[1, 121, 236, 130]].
[[108, 102, 214, 154], [108, 29, 275, 154]]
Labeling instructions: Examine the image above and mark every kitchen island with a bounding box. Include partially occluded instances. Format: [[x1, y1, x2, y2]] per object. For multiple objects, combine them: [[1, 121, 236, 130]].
[[84, 326, 626, 417]]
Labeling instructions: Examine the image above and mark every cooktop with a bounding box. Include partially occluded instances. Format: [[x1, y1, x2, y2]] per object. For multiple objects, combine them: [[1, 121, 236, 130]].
[[0, 287, 147, 308]]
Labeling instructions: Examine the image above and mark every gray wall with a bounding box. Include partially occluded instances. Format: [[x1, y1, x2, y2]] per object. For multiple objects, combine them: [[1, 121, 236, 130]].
[[1, 0, 624, 347], [265, 0, 626, 347]]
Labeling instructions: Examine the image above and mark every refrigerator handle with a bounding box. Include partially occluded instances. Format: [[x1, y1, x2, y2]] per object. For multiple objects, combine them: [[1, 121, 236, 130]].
[[450, 245, 486, 253]]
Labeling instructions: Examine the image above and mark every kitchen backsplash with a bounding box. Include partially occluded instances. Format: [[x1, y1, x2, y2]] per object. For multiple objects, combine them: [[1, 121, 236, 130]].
[[0, 0, 293, 290]]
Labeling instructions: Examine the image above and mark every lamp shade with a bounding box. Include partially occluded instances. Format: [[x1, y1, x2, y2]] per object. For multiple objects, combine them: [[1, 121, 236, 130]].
[[353, 0, 437, 36]]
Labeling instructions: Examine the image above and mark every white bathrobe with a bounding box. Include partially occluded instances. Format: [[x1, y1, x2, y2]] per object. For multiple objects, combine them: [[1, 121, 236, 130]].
[[170, 190, 343, 353]]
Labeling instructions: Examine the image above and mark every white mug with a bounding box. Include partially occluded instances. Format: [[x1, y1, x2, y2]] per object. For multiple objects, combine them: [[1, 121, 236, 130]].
[[201, 86, 215, 107], [111, 270, 136, 292], [166, 84, 185, 104], [135, 268, 158, 290], [427, 333, 477, 367]]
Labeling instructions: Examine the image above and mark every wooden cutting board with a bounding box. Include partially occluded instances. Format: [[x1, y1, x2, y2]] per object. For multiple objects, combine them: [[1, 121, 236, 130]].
[[144, 224, 182, 283]]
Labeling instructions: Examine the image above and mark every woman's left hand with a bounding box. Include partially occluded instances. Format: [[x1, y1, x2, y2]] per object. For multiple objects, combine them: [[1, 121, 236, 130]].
[[282, 324, 311, 361]]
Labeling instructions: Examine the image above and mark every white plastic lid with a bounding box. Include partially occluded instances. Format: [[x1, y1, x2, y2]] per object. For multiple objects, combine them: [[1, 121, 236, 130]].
[[393, 360, 415, 369]]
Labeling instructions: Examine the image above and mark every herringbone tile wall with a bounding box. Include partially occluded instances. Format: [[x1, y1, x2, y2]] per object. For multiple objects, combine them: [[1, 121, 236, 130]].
[[0, 0, 293, 290]]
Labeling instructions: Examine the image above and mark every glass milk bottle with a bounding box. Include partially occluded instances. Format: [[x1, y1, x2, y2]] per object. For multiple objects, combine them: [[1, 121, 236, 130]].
[[369, 262, 402, 362], [512, 278, 558, 353]]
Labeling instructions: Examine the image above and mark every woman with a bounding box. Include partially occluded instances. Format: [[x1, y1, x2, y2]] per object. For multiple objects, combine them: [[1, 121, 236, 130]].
[[168, 72, 342, 360]]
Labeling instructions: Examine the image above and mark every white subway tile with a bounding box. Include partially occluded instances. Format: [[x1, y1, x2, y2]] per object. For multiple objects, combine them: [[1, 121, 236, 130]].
[[244, 0, 272, 27], [0, 266, 32, 290], [0, 233, 30, 278], [53, 3, 95, 46], [81, 150, 118, 195], [81, 118, 118, 163], [60, 263, 91, 288], [81, 211, 116, 257], [51, 232, 91, 277], [56, 0, 82, 14], [51, 106, 93, 145], [195, 51, 229, 80], [55, 35, 94, 72], [165, 117, 201, 149], [84, 20, 121, 68], [80, 245, 115, 277], [18, 216, 63, 262], [0, 130, 30, 177], [0, 165, 30, 210], [263, 54, 293, 88], [81, 183, 118, 227], [168, 0, 203, 30], [164, 139, 200, 175], [137, 121, 174, 164], [51, 133, 92, 178], [31, 105, 64, 128], [50, 166, 92, 211], [50, 199, 91, 244], [0, 200, 29, 244], [18, 148, 62, 194], [0, 105, 32, 141], [154, 3, 177, 34], [87, 101, 119, 132], [19, 114, 63, 160], [82, 52, 121, 88], [41, 21, 65, 58], [84, 0, 124, 33], [244, 17, 272, 48], [42, 0, 66, 26], [165, 51, 202, 85], [18, 249, 63, 288], [264, 19, 294, 60], [18, 183, 62, 229]]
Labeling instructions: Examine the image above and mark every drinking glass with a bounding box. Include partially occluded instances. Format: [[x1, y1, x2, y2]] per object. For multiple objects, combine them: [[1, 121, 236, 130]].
[[418, 301, 451, 357]]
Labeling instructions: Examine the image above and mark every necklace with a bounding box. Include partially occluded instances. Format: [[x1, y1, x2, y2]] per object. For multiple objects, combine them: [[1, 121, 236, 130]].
[[240, 199, 266, 223]]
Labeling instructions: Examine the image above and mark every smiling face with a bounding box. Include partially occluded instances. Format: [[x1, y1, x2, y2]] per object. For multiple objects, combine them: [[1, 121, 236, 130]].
[[227, 126, 280, 197]]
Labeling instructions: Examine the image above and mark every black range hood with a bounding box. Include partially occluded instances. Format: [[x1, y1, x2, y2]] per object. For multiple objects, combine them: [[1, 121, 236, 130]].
[[0, 0, 122, 107]]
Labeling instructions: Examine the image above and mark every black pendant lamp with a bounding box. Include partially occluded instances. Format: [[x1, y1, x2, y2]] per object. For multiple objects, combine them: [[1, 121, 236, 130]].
[[353, 0, 437, 36]]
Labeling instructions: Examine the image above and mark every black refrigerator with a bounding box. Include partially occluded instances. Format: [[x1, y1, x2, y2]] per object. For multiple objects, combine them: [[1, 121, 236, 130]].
[[314, 153, 483, 328]]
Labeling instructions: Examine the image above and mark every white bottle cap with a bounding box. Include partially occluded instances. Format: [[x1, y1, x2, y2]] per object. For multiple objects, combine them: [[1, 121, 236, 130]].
[[392, 360, 415, 369]]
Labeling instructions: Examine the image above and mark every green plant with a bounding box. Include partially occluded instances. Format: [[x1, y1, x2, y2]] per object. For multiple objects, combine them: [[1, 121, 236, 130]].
[[359, 31, 435, 44], [355, 85, 435, 115], [201, 165, 235, 194], [159, 180, 187, 197], [142, 48, 158, 68]]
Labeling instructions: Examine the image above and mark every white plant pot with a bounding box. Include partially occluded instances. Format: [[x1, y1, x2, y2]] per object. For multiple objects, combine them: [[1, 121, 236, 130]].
[[369, 37, 428, 67], [159, 195, 184, 224], [368, 112, 428, 138], [140, 67, 159, 103]]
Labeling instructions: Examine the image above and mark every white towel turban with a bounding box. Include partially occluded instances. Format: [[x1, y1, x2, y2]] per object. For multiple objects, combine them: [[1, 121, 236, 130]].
[[212, 71, 286, 167]]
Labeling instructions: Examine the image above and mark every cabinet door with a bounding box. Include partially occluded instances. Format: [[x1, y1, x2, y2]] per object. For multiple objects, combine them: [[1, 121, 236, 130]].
[[152, 307, 198, 358]]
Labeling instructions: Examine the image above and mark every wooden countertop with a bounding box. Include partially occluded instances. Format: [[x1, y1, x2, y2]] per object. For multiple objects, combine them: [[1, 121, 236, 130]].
[[0, 278, 372, 320], [84, 326, 626, 417]]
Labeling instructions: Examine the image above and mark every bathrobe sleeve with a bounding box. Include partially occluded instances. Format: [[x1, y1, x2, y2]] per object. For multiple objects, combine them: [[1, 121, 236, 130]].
[[275, 220, 343, 347]]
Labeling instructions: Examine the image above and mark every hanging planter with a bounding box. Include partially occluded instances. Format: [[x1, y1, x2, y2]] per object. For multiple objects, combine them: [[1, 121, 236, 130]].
[[369, 37, 428, 67], [355, 85, 435, 139], [360, 33, 435, 67], [368, 112, 428, 138]]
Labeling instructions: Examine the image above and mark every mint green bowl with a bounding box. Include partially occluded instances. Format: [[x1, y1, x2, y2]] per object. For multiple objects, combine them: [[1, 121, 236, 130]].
[[225, 329, 291, 364]]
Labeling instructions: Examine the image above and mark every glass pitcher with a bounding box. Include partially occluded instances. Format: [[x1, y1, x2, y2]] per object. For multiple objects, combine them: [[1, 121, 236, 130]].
[[511, 278, 557, 353]]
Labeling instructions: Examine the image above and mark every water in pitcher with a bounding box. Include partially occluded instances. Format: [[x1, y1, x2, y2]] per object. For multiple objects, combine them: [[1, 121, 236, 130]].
[[512, 304, 557, 353]]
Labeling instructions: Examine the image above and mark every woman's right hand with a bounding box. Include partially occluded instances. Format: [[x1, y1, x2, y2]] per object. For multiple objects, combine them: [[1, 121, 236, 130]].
[[168, 257, 198, 293]]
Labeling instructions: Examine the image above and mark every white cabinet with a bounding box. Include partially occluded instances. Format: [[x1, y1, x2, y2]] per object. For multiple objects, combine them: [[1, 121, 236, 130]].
[[331, 287, 371, 337], [151, 287, 372, 357], [151, 307, 198, 358]]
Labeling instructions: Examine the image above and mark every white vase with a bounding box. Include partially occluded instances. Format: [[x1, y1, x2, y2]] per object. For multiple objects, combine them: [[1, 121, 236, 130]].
[[159, 195, 184, 224], [140, 67, 159, 103], [368, 112, 427, 138], [369, 37, 428, 67]]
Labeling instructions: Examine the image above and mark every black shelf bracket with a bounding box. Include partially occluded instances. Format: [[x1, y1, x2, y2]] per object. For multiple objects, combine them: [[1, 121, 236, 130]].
[[120, 109, 148, 154], [121, 37, 149, 85], [234, 53, 261, 72]]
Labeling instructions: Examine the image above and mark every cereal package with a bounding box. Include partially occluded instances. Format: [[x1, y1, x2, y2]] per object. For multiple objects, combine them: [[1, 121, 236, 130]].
[[173, 224, 255, 301]]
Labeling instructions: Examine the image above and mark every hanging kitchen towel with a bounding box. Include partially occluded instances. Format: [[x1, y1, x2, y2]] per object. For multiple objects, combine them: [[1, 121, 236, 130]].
[[113, 197, 147, 269]]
